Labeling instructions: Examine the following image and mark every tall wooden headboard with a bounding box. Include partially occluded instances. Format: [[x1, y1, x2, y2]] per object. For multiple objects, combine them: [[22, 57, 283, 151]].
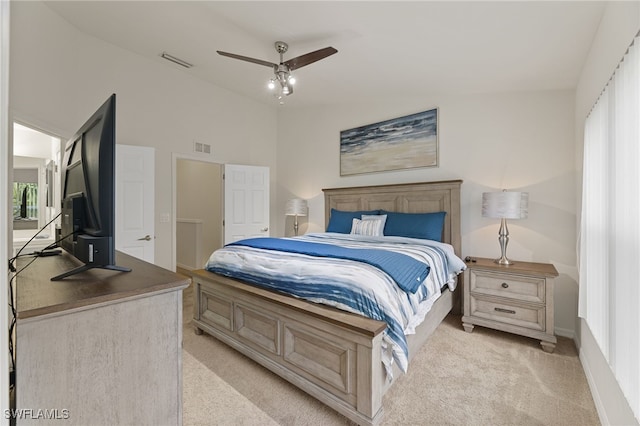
[[322, 180, 463, 256]]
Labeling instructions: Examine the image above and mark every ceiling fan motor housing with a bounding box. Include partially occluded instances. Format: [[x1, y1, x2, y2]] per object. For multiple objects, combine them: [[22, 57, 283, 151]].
[[275, 41, 288, 55]]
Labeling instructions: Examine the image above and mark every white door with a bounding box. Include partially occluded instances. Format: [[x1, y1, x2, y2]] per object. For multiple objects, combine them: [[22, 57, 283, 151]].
[[116, 145, 155, 263], [224, 164, 269, 244]]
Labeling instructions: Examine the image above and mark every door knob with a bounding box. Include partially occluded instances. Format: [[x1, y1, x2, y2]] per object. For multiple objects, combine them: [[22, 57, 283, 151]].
[[261, 227, 269, 232], [137, 235, 152, 241]]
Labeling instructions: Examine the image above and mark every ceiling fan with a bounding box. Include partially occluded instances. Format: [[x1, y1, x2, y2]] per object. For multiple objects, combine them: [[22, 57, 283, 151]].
[[217, 41, 338, 101]]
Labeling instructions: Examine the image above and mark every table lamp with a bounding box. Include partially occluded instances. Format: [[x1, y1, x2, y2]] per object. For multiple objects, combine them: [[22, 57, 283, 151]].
[[482, 190, 528, 265], [285, 198, 307, 236]]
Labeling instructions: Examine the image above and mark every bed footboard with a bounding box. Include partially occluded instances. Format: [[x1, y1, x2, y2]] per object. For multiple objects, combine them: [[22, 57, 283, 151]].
[[191, 269, 388, 426]]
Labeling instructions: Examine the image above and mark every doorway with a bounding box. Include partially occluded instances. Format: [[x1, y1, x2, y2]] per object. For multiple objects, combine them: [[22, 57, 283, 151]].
[[175, 158, 223, 274], [12, 122, 61, 254], [172, 159, 271, 274]]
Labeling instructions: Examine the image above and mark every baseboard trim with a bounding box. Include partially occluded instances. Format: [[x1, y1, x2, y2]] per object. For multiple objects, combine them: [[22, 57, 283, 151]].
[[579, 347, 608, 426], [554, 326, 574, 339], [176, 263, 195, 271], [577, 319, 639, 426]]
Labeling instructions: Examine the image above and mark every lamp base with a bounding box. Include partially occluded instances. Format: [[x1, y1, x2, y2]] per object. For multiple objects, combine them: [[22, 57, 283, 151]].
[[495, 218, 515, 265], [494, 256, 515, 265]]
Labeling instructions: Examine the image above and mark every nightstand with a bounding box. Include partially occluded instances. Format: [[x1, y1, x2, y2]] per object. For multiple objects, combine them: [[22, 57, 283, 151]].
[[462, 257, 558, 352]]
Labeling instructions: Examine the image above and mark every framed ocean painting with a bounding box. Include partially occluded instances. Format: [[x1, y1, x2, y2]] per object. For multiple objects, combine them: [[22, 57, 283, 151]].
[[340, 108, 438, 176]]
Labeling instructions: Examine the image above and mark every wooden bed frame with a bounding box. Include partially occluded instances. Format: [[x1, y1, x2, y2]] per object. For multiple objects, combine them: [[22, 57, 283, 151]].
[[192, 180, 463, 425]]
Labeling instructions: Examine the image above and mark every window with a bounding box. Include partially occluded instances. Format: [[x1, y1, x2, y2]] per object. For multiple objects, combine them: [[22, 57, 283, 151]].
[[13, 182, 38, 219], [580, 34, 640, 419], [12, 168, 39, 230]]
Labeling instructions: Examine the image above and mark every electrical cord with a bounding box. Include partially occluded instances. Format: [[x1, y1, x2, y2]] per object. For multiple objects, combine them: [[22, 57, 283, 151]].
[[8, 212, 62, 272], [7, 213, 70, 385], [7, 255, 37, 375]]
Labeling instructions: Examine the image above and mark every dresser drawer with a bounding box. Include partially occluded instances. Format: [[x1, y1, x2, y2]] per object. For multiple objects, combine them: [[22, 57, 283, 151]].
[[469, 294, 545, 331], [469, 269, 545, 303]]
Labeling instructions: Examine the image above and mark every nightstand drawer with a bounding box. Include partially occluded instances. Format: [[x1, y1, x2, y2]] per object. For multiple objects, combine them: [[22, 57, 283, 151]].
[[469, 295, 544, 331], [469, 269, 545, 303]]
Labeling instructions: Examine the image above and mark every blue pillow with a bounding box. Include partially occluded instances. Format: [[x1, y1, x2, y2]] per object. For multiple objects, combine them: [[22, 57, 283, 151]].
[[381, 211, 447, 242], [326, 209, 380, 233]]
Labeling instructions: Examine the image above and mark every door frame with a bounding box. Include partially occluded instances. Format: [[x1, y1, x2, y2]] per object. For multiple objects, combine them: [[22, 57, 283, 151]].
[[171, 152, 222, 272], [11, 120, 63, 240], [1, 1, 10, 419]]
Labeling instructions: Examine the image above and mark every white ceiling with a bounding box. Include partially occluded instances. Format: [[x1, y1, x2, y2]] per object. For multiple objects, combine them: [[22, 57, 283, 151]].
[[43, 1, 607, 108]]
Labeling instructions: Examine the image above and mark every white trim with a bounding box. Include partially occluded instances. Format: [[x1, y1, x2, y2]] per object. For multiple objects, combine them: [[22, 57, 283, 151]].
[[175, 263, 195, 272], [176, 218, 204, 224], [554, 326, 575, 340], [578, 318, 639, 426], [1, 0, 10, 423], [580, 345, 609, 426]]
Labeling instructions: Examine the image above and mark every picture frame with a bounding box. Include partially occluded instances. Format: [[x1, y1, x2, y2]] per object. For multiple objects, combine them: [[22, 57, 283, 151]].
[[340, 108, 438, 176]]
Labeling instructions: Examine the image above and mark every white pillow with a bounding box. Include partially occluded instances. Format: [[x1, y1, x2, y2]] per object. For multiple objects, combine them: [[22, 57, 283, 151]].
[[360, 214, 387, 224], [361, 214, 387, 232], [350, 217, 385, 236]]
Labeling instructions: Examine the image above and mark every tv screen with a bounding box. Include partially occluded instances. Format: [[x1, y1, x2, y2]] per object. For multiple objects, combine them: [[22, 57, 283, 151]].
[[52, 94, 131, 281]]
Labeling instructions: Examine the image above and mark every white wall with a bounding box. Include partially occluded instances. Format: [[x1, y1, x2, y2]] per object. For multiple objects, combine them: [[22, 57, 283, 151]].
[[574, 2, 640, 425], [277, 90, 578, 335], [1, 0, 10, 423], [9, 1, 278, 270], [12, 123, 58, 159]]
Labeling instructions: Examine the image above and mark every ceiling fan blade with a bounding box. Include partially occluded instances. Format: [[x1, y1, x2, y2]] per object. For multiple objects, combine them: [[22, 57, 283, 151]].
[[217, 51, 277, 68], [283, 47, 338, 71]]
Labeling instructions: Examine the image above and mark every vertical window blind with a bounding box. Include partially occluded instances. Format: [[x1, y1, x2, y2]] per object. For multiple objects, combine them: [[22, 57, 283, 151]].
[[579, 34, 640, 419]]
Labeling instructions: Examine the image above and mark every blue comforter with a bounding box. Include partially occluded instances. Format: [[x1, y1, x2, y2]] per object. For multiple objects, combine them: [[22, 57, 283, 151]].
[[206, 233, 466, 376], [229, 237, 430, 294]]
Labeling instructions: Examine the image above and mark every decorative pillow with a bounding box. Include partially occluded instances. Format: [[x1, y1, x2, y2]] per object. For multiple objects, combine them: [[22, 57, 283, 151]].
[[361, 214, 388, 231], [380, 210, 447, 242], [350, 218, 385, 236], [326, 209, 379, 233]]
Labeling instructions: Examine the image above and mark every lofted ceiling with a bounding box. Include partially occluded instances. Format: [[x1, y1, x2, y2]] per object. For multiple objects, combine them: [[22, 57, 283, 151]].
[[43, 1, 607, 108]]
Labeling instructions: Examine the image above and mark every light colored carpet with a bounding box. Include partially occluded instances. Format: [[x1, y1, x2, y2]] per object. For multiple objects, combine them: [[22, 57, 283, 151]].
[[182, 351, 279, 426], [182, 284, 600, 425]]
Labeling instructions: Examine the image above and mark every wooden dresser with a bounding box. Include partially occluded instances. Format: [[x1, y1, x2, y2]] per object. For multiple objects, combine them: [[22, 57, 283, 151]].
[[462, 257, 558, 352], [15, 251, 190, 425]]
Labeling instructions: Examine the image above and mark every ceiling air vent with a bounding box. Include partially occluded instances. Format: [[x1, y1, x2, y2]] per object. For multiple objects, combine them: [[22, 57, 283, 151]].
[[160, 52, 193, 69], [194, 141, 211, 155]]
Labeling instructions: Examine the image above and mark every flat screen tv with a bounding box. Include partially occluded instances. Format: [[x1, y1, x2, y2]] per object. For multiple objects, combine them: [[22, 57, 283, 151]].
[[52, 94, 131, 281]]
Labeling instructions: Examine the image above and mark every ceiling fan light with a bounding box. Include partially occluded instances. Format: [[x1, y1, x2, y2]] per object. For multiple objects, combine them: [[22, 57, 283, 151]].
[[217, 41, 337, 104]]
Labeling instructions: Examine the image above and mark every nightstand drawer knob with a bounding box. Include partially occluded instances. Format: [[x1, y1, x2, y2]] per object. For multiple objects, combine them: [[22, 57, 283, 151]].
[[501, 282, 509, 289], [495, 307, 516, 315]]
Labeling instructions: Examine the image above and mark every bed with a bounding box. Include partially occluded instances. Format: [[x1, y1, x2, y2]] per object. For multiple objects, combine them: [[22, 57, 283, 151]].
[[191, 180, 463, 425]]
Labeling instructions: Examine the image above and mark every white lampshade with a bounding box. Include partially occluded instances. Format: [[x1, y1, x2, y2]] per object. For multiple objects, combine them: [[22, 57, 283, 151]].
[[285, 199, 307, 216], [482, 191, 528, 220]]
